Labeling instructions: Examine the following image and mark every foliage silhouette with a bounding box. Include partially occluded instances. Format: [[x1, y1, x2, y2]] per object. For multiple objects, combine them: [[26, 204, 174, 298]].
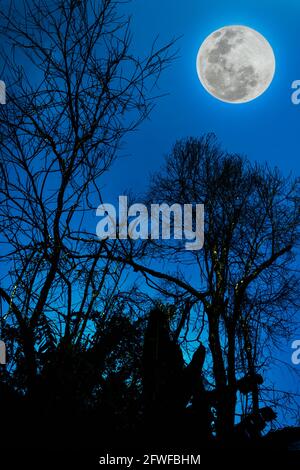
[[0, 0, 299, 452]]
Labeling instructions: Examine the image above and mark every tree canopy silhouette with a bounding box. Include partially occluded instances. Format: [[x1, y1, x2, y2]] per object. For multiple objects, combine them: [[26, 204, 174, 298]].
[[0, 0, 299, 452], [103, 134, 300, 438], [0, 0, 174, 396]]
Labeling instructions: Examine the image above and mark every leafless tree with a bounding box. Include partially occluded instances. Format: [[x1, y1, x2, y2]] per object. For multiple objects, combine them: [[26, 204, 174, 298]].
[[99, 134, 300, 439], [0, 0, 175, 394]]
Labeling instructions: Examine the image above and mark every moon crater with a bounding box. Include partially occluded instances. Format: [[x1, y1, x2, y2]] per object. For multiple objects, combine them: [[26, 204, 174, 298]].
[[197, 26, 275, 103]]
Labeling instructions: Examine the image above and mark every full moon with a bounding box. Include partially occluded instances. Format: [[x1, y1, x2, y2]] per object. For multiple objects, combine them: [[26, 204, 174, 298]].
[[196, 25, 275, 103]]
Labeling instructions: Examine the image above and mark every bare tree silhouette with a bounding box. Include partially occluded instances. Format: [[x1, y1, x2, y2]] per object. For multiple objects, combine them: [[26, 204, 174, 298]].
[[0, 0, 175, 418], [102, 135, 300, 440], [0, 0, 299, 452]]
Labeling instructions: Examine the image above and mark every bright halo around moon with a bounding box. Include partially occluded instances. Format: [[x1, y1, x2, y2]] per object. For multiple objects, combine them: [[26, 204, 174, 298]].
[[196, 25, 276, 104]]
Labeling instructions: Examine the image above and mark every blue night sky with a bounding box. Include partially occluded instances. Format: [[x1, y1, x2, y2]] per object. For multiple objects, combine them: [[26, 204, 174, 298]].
[[4, 0, 299, 425], [107, 0, 300, 192], [103, 0, 300, 422]]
